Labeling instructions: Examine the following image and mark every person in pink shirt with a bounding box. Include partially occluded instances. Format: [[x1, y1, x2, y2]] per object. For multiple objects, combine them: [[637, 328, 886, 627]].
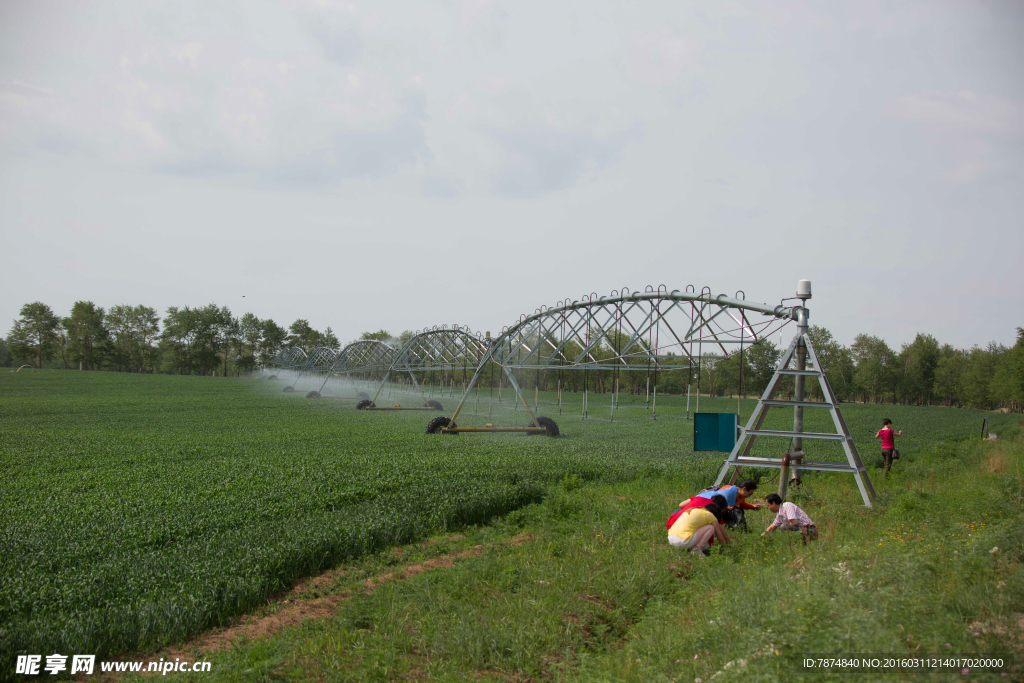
[[874, 418, 903, 476], [761, 494, 817, 541]]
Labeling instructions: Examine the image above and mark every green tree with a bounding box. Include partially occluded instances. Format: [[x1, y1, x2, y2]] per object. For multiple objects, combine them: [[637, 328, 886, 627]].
[[897, 333, 940, 405], [323, 326, 340, 351], [962, 343, 1006, 409], [851, 334, 897, 403], [107, 305, 160, 372], [160, 305, 231, 375], [237, 313, 262, 373], [63, 301, 108, 370], [221, 311, 240, 376], [990, 334, 1023, 412], [745, 338, 783, 397], [0, 336, 12, 367], [807, 326, 854, 401], [289, 319, 326, 352], [361, 329, 392, 342], [8, 302, 62, 368], [259, 319, 288, 364], [933, 344, 967, 407]]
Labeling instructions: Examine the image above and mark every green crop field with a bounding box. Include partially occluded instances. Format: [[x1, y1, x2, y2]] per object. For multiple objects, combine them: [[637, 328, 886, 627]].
[[0, 371, 1018, 680]]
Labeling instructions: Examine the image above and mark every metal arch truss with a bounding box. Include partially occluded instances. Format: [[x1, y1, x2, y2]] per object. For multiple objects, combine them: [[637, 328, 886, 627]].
[[305, 346, 339, 372], [313, 339, 400, 395], [331, 339, 400, 375], [269, 346, 308, 369], [368, 326, 490, 406], [446, 286, 799, 426], [276, 346, 338, 390]]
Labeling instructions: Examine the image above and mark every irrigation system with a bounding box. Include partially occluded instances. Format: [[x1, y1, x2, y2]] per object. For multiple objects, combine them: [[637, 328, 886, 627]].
[[359, 326, 490, 414], [281, 346, 337, 393], [267, 281, 876, 505], [305, 339, 398, 399]]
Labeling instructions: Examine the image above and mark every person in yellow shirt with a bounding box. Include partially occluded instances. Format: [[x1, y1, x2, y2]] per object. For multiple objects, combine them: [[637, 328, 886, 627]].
[[667, 503, 730, 556]]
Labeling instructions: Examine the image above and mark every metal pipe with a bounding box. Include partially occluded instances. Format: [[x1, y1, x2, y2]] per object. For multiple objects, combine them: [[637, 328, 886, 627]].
[[778, 452, 791, 500], [791, 306, 809, 484], [503, 292, 795, 337]]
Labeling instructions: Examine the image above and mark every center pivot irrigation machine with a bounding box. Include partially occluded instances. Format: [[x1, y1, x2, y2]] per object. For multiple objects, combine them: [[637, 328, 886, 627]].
[[434, 285, 794, 435], [266, 346, 306, 380], [281, 346, 337, 393], [358, 326, 491, 414], [268, 281, 876, 506], [306, 339, 398, 400]]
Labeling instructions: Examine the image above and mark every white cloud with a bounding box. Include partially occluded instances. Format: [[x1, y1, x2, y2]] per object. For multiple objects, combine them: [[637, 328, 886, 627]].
[[627, 27, 699, 86], [888, 91, 1024, 136], [885, 91, 1023, 183], [0, 2, 429, 181]]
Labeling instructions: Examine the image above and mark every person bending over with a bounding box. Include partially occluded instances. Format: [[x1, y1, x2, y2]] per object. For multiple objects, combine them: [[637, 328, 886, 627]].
[[874, 418, 903, 476], [761, 493, 818, 541], [668, 502, 730, 556], [666, 494, 728, 533], [695, 480, 761, 529]]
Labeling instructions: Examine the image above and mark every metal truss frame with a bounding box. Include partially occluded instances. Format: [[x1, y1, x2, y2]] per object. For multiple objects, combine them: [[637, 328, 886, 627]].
[[313, 339, 400, 394], [444, 286, 799, 426], [305, 347, 339, 372], [330, 339, 400, 375], [367, 326, 490, 407], [712, 321, 877, 507], [278, 346, 338, 391], [269, 346, 308, 370]]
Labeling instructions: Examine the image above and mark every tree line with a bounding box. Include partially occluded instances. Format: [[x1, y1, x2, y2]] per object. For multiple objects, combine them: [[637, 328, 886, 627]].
[[3, 301, 1021, 411], [2, 301, 339, 377], [696, 326, 1023, 411]]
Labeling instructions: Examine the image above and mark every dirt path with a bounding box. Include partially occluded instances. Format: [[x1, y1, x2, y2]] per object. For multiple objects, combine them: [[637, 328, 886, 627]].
[[83, 532, 533, 680]]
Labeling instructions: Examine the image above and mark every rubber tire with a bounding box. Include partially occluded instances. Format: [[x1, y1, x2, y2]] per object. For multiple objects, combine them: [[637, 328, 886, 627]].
[[268, 375, 278, 380], [356, 392, 370, 400], [426, 416, 458, 435], [356, 399, 376, 410], [306, 391, 321, 399], [426, 400, 443, 410], [283, 385, 295, 393], [527, 416, 560, 437]]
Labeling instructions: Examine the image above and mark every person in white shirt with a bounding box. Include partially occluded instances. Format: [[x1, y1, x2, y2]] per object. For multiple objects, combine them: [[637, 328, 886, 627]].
[[761, 493, 818, 541]]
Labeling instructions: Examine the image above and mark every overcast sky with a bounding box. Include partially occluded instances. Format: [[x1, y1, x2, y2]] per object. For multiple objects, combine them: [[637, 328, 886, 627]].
[[1, 0, 1021, 351]]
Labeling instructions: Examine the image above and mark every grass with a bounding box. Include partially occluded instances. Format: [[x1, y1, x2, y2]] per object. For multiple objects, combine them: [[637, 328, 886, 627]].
[[1, 370, 1020, 681], [142, 426, 1024, 682]]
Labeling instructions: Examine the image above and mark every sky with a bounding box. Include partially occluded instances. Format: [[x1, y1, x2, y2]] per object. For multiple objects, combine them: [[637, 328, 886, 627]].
[[1, 0, 1021, 351]]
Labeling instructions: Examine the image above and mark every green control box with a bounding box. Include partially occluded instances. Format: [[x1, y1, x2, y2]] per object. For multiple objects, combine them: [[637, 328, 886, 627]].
[[694, 413, 738, 452]]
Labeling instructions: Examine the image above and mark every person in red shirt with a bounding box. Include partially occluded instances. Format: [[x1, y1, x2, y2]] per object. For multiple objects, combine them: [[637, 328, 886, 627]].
[[874, 418, 903, 476], [666, 494, 727, 531]]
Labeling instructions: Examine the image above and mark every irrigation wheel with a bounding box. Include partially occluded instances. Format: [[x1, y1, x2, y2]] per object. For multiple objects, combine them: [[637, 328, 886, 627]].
[[356, 399, 376, 410], [306, 391, 321, 399], [426, 400, 443, 410], [356, 391, 370, 400], [267, 375, 278, 380], [283, 386, 295, 393], [527, 416, 560, 437], [426, 416, 458, 435]]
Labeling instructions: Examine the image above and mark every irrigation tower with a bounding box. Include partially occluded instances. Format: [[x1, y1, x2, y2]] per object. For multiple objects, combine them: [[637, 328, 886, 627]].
[[713, 280, 876, 507]]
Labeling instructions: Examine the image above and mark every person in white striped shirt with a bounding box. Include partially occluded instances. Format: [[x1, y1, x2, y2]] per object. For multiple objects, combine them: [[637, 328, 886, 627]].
[[761, 493, 818, 541]]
